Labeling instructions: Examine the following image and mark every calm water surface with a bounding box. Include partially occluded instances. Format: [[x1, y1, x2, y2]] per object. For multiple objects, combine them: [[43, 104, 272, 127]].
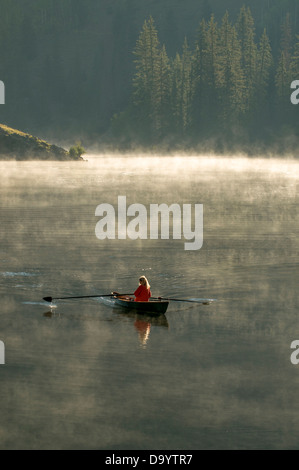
[[0, 155, 298, 450]]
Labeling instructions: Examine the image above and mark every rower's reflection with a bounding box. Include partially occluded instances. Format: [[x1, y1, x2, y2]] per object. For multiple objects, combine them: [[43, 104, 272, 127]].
[[134, 318, 151, 348], [112, 306, 169, 348]]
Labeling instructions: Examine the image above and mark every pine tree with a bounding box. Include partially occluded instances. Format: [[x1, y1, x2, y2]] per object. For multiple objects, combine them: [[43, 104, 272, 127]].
[[171, 52, 183, 132], [289, 35, 299, 136], [218, 11, 246, 125], [171, 38, 193, 135], [273, 12, 296, 124], [191, 19, 208, 130], [280, 13, 293, 69], [257, 28, 273, 93], [132, 16, 162, 139], [236, 6, 258, 111], [203, 15, 219, 93], [248, 27, 273, 133], [180, 38, 194, 133], [275, 51, 291, 101], [192, 15, 220, 134], [290, 35, 299, 77], [156, 44, 172, 137]]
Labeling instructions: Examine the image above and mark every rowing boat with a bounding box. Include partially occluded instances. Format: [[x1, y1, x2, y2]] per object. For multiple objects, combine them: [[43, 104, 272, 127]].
[[113, 295, 169, 315]]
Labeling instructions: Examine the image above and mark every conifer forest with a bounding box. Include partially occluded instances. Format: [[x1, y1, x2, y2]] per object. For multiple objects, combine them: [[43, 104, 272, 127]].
[[0, 0, 298, 153]]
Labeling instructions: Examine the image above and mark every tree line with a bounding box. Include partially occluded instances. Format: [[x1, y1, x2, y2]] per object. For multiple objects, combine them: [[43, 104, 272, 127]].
[[112, 6, 299, 153], [0, 0, 298, 152]]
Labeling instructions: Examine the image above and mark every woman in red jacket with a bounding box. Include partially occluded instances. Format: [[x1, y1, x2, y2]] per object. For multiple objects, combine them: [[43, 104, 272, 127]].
[[134, 276, 151, 302]]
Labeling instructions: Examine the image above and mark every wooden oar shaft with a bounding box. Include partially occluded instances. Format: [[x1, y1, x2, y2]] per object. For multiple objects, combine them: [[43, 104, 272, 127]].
[[152, 297, 211, 303], [43, 293, 133, 303]]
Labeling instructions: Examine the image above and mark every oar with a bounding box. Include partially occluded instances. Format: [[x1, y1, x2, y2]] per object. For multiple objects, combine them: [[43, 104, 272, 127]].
[[43, 293, 133, 303], [152, 296, 214, 305]]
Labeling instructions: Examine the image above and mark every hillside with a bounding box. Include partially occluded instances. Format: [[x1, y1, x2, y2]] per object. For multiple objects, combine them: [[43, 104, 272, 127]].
[[0, 124, 82, 160]]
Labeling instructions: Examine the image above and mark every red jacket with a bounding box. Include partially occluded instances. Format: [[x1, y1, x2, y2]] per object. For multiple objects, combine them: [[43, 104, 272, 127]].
[[134, 285, 152, 302]]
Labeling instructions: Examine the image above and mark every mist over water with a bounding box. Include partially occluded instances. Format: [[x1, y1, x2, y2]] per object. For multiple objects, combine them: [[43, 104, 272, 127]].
[[0, 154, 298, 449]]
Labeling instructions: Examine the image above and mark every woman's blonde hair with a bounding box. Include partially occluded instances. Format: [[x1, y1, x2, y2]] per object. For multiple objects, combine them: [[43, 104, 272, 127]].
[[139, 275, 150, 289]]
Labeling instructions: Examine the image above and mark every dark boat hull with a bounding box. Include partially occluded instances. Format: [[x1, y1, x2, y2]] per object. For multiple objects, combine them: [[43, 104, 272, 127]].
[[113, 296, 169, 315]]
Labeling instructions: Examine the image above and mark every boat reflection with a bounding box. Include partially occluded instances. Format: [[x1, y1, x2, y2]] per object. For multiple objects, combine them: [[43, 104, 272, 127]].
[[42, 305, 169, 349], [43, 310, 61, 318], [112, 306, 169, 348]]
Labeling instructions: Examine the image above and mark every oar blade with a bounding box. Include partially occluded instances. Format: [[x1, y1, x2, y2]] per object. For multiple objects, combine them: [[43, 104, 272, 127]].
[[43, 297, 53, 303]]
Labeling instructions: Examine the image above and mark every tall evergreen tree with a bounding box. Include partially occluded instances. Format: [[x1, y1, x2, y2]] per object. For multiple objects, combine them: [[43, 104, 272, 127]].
[[256, 28, 273, 93], [236, 6, 258, 111], [272, 13, 296, 136], [274, 13, 294, 107], [205, 15, 219, 92], [289, 35, 299, 136], [191, 19, 208, 130], [280, 13, 293, 69], [171, 38, 193, 135], [181, 38, 194, 133], [275, 51, 292, 104], [156, 44, 172, 137], [192, 15, 220, 134], [132, 16, 162, 139], [249, 27, 273, 133], [290, 35, 299, 77], [171, 52, 183, 133], [218, 11, 246, 126]]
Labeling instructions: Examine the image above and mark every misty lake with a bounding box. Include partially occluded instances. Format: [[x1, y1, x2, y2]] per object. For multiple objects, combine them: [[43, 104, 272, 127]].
[[0, 155, 298, 450]]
